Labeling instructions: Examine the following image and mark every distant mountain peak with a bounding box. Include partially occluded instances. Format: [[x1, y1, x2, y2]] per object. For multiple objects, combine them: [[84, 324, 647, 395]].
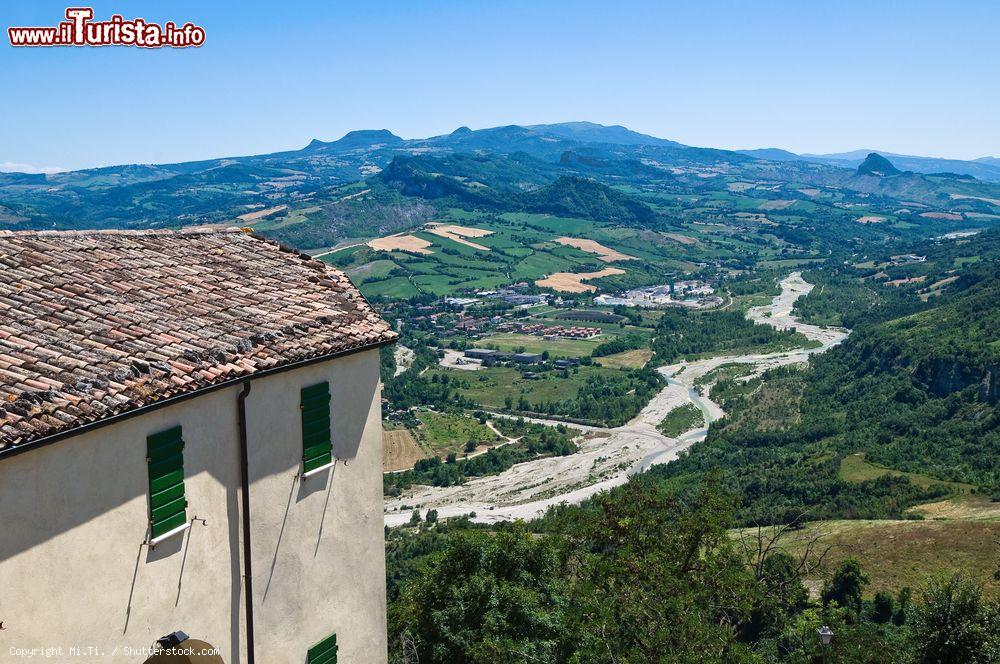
[[857, 152, 902, 177], [736, 148, 802, 162], [307, 129, 403, 151], [526, 122, 680, 147]]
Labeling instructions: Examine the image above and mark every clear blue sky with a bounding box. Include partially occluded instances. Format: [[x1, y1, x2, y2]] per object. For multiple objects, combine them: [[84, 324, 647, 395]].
[[2, 0, 998, 172]]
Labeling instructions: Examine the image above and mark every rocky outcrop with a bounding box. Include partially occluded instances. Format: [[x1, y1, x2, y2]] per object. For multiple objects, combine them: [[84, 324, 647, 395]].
[[980, 367, 1000, 404]]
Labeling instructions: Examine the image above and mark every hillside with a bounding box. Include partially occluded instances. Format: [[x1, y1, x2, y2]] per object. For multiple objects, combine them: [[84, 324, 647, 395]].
[[520, 176, 657, 224], [641, 233, 1000, 527], [856, 153, 902, 177], [3, 123, 999, 242]]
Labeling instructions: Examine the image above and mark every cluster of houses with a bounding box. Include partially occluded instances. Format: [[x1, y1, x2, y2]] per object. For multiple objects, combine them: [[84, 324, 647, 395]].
[[460, 348, 581, 375], [509, 322, 603, 339], [463, 348, 543, 366], [443, 285, 552, 312], [595, 280, 720, 309]]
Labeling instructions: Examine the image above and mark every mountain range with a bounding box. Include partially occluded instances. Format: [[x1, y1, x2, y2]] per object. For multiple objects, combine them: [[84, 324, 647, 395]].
[[738, 146, 1000, 181], [1, 122, 998, 240]]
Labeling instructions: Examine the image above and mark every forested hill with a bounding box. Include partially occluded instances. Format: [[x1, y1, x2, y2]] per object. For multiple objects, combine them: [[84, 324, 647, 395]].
[[876, 264, 1000, 390], [375, 156, 657, 224], [640, 234, 1000, 524], [3, 122, 1000, 239]]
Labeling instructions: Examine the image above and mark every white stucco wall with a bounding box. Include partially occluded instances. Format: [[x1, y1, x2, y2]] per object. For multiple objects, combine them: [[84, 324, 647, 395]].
[[0, 347, 387, 664], [246, 348, 388, 664]]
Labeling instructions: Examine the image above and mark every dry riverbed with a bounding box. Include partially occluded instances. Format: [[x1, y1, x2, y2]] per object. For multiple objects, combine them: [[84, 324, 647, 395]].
[[384, 272, 848, 526]]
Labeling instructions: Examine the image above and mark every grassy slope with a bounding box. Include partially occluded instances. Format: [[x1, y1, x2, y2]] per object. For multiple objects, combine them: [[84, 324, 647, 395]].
[[414, 411, 498, 455], [765, 513, 1000, 597], [427, 365, 621, 410], [838, 453, 974, 493]]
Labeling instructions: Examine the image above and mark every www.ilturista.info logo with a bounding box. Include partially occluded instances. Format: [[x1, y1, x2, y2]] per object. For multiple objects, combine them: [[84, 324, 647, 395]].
[[8, 7, 205, 48]]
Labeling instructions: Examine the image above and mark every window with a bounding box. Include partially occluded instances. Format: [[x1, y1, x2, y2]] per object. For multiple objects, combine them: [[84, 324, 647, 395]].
[[307, 632, 337, 664], [146, 425, 187, 540], [301, 381, 332, 474]]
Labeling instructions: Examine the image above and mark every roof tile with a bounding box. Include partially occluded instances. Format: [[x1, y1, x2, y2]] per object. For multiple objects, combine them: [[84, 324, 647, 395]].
[[0, 228, 396, 450]]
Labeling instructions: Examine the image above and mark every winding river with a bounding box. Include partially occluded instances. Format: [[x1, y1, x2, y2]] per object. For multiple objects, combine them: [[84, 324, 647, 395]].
[[384, 273, 849, 527]]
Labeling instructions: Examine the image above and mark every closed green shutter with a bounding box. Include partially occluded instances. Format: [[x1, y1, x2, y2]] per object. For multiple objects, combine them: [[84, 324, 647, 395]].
[[301, 382, 332, 473], [308, 632, 337, 664], [147, 426, 187, 539]]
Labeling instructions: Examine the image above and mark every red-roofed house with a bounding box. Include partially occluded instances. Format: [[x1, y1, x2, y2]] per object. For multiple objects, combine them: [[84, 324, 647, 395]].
[[0, 228, 397, 664]]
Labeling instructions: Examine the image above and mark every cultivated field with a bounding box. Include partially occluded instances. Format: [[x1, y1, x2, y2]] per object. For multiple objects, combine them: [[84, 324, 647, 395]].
[[596, 348, 653, 368], [238, 204, 288, 222], [478, 332, 608, 357], [383, 428, 424, 472], [425, 223, 493, 250], [919, 212, 963, 221], [368, 234, 434, 254], [536, 267, 625, 292], [415, 411, 498, 455], [555, 237, 636, 262], [758, 199, 795, 211]]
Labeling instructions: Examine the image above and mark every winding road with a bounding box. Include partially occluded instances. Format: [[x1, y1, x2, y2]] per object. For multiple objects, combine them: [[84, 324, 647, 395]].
[[384, 273, 848, 526]]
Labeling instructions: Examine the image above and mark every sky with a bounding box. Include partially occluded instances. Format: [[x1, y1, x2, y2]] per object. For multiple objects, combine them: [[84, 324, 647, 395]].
[[2, 0, 998, 172]]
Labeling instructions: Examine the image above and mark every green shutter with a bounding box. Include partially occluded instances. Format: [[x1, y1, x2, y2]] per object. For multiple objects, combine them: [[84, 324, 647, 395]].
[[147, 426, 187, 539], [308, 632, 337, 664], [301, 382, 332, 473]]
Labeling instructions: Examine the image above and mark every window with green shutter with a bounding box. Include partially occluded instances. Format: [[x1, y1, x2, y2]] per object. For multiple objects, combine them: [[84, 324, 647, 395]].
[[301, 382, 332, 474], [146, 425, 187, 540], [308, 632, 337, 664]]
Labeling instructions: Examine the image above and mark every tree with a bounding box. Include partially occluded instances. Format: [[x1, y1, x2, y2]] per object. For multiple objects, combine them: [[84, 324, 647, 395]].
[[425, 509, 438, 524], [559, 479, 758, 662], [869, 591, 895, 624], [894, 587, 912, 626], [822, 558, 868, 616], [742, 551, 809, 640], [908, 574, 1000, 664], [407, 510, 422, 527], [392, 526, 565, 663]]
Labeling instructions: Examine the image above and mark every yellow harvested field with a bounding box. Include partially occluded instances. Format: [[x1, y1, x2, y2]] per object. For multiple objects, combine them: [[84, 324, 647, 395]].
[[238, 205, 288, 222], [597, 348, 653, 369], [798, 188, 821, 197], [383, 428, 425, 472], [555, 237, 636, 262], [919, 212, 963, 221], [856, 215, 887, 224], [425, 223, 493, 250], [368, 234, 434, 255], [536, 267, 625, 293]]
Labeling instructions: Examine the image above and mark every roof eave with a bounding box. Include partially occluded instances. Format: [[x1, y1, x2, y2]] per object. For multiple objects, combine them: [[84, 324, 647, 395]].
[[0, 335, 396, 463]]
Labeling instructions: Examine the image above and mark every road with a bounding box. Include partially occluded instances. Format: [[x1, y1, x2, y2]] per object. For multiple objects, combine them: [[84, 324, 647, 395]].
[[384, 272, 849, 526]]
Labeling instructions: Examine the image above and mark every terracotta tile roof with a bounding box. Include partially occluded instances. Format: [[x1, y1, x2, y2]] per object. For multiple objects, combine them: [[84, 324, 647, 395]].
[[0, 228, 396, 450]]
